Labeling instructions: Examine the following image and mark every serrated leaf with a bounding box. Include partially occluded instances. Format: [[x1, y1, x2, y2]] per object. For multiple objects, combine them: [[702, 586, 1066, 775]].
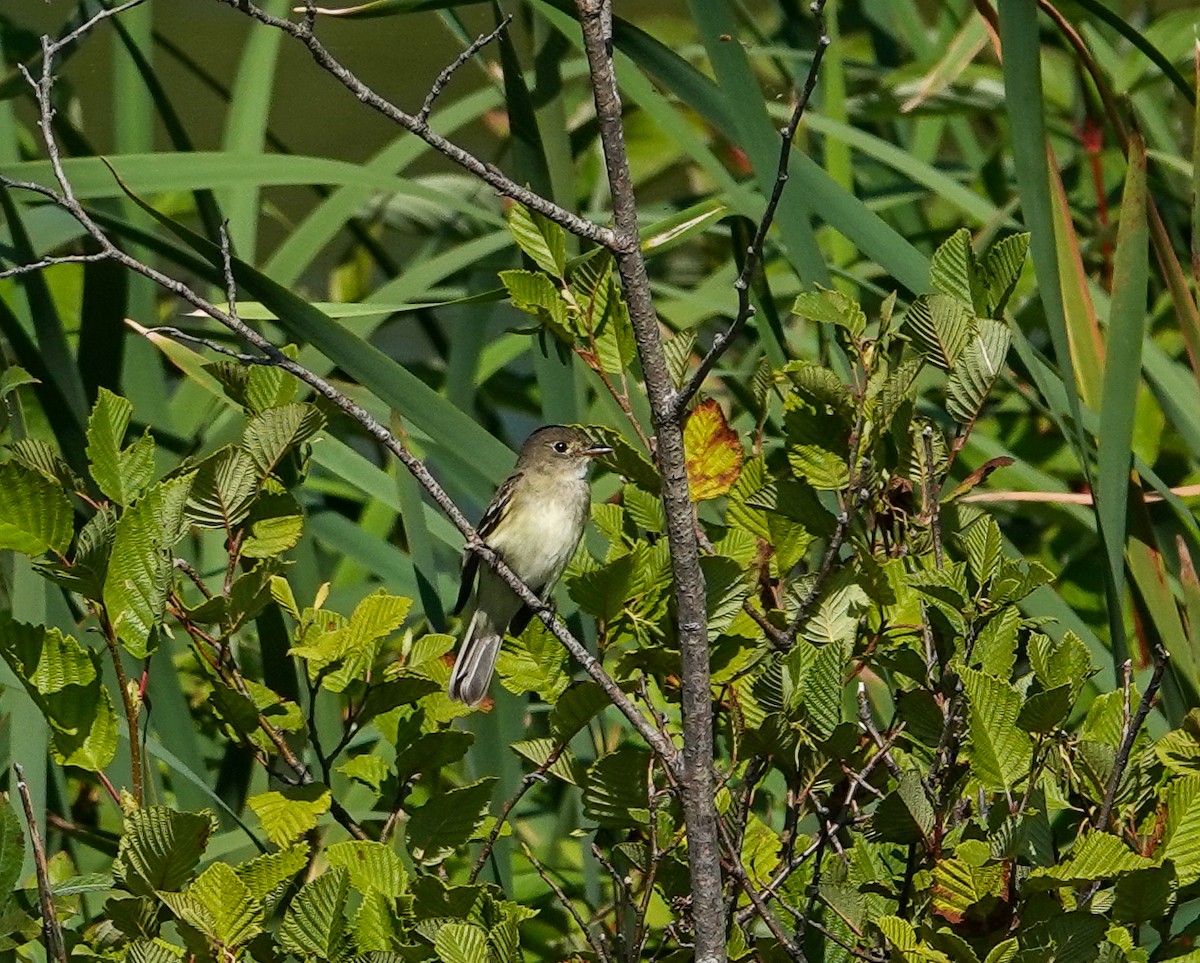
[[512, 738, 583, 785], [86, 388, 154, 505], [664, 329, 696, 390], [962, 513, 1004, 588], [185, 446, 257, 530], [972, 605, 1020, 678], [1017, 684, 1072, 733], [584, 747, 649, 828], [793, 287, 867, 337], [1029, 631, 1092, 697], [336, 754, 391, 792], [931, 855, 1006, 923], [983, 232, 1030, 315], [243, 402, 325, 478], [507, 203, 566, 276], [407, 778, 496, 865], [327, 840, 407, 897], [0, 797, 24, 899], [290, 590, 411, 691], [236, 843, 309, 905], [103, 474, 194, 657], [947, 319, 1010, 424], [902, 294, 974, 370], [549, 681, 609, 741], [874, 770, 934, 843], [703, 555, 752, 640], [1055, 832, 1157, 881], [0, 462, 73, 556], [434, 922, 490, 963], [785, 360, 853, 416], [0, 615, 120, 771], [8, 437, 82, 493], [248, 786, 331, 848], [930, 228, 987, 314], [173, 861, 262, 948], [684, 399, 744, 500], [496, 618, 570, 701], [623, 484, 664, 534], [1113, 865, 1176, 924], [960, 666, 1033, 792], [116, 808, 216, 896], [279, 866, 350, 960]]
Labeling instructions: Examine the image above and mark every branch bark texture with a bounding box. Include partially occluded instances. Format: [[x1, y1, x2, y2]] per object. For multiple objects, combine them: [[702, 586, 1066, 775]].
[[572, 2, 725, 959]]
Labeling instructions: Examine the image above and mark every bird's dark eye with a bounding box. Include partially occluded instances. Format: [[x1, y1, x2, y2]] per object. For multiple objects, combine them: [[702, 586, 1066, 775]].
[[553, 441, 569, 454]]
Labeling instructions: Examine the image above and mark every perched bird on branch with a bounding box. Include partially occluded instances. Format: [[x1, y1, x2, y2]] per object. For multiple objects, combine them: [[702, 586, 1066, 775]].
[[449, 425, 612, 704]]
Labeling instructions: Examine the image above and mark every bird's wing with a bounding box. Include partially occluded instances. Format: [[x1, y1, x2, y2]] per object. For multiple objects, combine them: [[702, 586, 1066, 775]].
[[454, 471, 522, 615]]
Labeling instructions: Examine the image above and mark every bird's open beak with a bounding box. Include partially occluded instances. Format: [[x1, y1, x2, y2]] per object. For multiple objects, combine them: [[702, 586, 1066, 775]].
[[583, 443, 614, 458]]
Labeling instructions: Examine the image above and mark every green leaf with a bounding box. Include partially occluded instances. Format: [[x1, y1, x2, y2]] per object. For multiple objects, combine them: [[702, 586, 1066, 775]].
[[930, 228, 988, 315], [115, 807, 217, 896], [103, 474, 195, 657], [946, 320, 1010, 424], [86, 388, 155, 505], [969, 605, 1017, 677], [161, 861, 262, 948], [248, 785, 331, 848], [0, 796, 24, 899], [280, 866, 350, 960], [434, 922, 490, 963], [961, 514, 1004, 589], [496, 619, 570, 701], [326, 840, 407, 897], [1029, 631, 1093, 697], [873, 770, 934, 844], [236, 843, 309, 905], [792, 287, 866, 338], [0, 616, 120, 772], [336, 754, 391, 792], [407, 777, 496, 865], [1017, 684, 1072, 733], [0, 462, 73, 556], [507, 202, 566, 277], [243, 402, 325, 478], [959, 666, 1033, 792], [1113, 865, 1176, 924], [584, 747, 650, 828], [982, 233, 1030, 315], [185, 446, 258, 530], [290, 590, 411, 691], [902, 294, 974, 370], [0, 365, 38, 399], [1033, 831, 1155, 884], [931, 854, 1006, 922]]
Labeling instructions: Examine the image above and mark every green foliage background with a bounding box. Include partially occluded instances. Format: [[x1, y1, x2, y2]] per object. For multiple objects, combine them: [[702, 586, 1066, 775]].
[[1, 0, 1200, 961]]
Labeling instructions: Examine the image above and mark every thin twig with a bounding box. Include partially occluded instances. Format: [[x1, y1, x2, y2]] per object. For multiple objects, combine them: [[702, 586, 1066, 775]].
[[418, 16, 512, 124], [13, 764, 68, 963], [0, 252, 109, 279], [920, 425, 943, 568], [524, 843, 615, 963], [573, 2, 724, 956], [1094, 644, 1168, 832], [210, 0, 615, 249], [469, 745, 564, 883], [716, 817, 806, 962], [673, 0, 830, 416]]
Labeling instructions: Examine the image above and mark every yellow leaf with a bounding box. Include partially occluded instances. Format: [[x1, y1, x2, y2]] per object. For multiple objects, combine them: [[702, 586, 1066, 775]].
[[683, 400, 744, 501]]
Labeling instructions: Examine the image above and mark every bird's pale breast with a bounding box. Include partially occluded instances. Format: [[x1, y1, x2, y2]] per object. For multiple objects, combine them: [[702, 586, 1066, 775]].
[[487, 476, 589, 589]]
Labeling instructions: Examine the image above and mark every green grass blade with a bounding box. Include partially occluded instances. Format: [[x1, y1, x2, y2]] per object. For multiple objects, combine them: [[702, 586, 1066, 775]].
[[221, 0, 289, 260], [1097, 135, 1150, 668]]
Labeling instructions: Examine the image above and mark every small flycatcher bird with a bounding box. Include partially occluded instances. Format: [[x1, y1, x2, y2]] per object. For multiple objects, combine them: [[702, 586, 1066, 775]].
[[448, 425, 613, 705]]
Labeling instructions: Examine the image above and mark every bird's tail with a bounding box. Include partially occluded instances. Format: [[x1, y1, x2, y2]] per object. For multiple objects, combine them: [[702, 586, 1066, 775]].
[[448, 606, 503, 705]]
